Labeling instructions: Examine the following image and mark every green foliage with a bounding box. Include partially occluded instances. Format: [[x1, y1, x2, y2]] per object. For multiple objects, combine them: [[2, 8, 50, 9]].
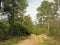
[[0, 0, 31, 40], [0, 0, 60, 43], [24, 15, 33, 34], [0, 15, 33, 41], [0, 21, 10, 40], [38, 39, 60, 45], [0, 41, 15, 45], [42, 39, 53, 45], [13, 23, 31, 37], [41, 39, 60, 45], [36, 0, 60, 39], [33, 26, 47, 35], [1, 0, 28, 37]]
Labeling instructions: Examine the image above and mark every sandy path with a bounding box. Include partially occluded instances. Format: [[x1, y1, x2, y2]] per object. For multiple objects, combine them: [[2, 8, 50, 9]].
[[16, 38, 37, 45], [16, 34, 41, 45], [16, 34, 60, 45], [16, 34, 47, 45]]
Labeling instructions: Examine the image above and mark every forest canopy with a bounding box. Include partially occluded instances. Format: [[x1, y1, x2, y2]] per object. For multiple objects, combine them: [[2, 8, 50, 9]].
[[0, 0, 60, 42]]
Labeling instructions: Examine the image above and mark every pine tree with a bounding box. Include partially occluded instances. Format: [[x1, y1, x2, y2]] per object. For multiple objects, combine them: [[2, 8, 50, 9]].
[[1, 0, 28, 36]]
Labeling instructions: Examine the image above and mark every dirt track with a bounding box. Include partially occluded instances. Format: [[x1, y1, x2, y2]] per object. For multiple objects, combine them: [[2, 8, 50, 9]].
[[16, 34, 60, 45], [16, 34, 50, 45]]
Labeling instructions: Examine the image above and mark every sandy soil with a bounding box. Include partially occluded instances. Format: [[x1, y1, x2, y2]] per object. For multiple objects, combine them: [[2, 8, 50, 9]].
[[16, 34, 60, 45]]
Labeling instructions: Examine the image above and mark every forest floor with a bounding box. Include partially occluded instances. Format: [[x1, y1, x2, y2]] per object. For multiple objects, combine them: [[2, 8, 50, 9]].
[[16, 34, 60, 45], [0, 34, 60, 45]]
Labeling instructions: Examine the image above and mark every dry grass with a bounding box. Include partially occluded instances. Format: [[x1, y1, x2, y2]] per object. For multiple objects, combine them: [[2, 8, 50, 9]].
[[0, 34, 60, 45], [16, 34, 60, 45]]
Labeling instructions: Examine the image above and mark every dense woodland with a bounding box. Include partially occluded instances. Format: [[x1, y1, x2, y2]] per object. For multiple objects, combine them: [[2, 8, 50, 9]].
[[0, 0, 60, 42]]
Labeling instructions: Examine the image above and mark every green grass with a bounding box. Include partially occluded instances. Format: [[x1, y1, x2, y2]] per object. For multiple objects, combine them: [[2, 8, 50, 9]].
[[39, 39, 60, 45], [42, 39, 54, 45], [0, 37, 29, 45], [0, 41, 15, 45]]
